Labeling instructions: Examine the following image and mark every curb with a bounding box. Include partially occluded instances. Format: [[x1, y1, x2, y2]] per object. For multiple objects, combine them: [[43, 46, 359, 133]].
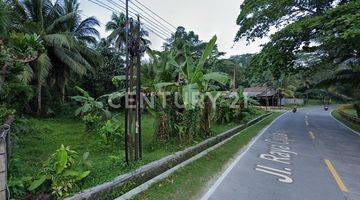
[[66, 113, 272, 200]]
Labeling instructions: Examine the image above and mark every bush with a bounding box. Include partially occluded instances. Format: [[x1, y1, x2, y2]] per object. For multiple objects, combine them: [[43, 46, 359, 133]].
[[98, 118, 124, 144], [26, 145, 91, 199], [0, 104, 15, 124], [82, 113, 102, 132]]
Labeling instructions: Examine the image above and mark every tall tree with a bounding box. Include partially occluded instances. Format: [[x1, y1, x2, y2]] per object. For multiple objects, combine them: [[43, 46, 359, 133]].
[[106, 13, 127, 50], [10, 0, 100, 113]]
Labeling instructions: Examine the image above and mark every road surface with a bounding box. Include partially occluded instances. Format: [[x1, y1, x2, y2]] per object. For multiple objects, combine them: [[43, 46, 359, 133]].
[[202, 106, 360, 200]]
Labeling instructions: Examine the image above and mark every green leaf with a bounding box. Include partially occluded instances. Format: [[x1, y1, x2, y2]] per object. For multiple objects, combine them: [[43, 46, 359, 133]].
[[182, 84, 199, 110], [28, 175, 48, 191], [203, 72, 230, 85], [55, 145, 68, 174], [77, 171, 91, 180], [197, 35, 217, 70], [75, 86, 90, 98], [184, 54, 195, 80]]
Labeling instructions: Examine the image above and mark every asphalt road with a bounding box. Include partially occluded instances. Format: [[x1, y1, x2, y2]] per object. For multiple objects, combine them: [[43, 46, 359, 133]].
[[201, 106, 360, 200]]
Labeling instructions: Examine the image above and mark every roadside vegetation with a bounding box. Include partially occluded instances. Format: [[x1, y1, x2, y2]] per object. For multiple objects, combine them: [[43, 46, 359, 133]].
[[133, 112, 282, 200], [1, 0, 359, 199], [332, 110, 360, 133], [10, 110, 263, 196], [1, 0, 265, 199]]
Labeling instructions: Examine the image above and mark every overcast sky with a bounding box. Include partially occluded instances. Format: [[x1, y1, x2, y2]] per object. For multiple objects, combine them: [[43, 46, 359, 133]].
[[80, 0, 269, 58]]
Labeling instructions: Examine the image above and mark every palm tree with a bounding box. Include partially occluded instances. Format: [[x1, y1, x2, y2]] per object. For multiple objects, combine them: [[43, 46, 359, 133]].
[[106, 13, 127, 50], [106, 12, 150, 52], [52, 0, 100, 102], [10, 0, 100, 113]]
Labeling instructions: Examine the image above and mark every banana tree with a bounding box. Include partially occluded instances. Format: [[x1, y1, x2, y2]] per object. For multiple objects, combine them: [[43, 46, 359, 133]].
[[145, 36, 229, 141], [180, 35, 230, 137]]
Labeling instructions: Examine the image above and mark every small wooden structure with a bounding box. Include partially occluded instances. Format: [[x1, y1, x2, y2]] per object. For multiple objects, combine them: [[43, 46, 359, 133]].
[[243, 87, 279, 107]]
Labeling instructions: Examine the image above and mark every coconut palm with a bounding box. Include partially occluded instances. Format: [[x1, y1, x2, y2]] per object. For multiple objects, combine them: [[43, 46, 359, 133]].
[[106, 13, 127, 50], [106, 12, 150, 52], [51, 0, 100, 102], [10, 0, 100, 113]]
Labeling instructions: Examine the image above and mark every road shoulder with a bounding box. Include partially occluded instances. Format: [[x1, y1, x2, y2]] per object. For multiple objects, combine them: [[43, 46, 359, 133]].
[[132, 112, 283, 200]]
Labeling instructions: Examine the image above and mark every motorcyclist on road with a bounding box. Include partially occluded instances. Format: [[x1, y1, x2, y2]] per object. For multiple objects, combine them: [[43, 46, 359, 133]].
[[293, 106, 297, 113], [324, 105, 329, 111]]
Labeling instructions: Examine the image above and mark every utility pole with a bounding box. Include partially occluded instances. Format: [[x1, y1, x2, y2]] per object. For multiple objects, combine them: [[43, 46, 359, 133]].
[[124, 0, 142, 163], [124, 0, 130, 164], [135, 15, 142, 159]]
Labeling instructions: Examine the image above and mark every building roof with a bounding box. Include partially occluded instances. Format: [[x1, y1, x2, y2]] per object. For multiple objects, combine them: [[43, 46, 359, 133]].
[[243, 87, 277, 97], [244, 87, 268, 93]]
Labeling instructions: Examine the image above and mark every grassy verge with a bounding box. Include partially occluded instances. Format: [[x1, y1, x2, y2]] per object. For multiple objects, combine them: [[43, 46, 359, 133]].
[[343, 107, 357, 117], [10, 110, 263, 197], [132, 112, 282, 200], [331, 110, 360, 132]]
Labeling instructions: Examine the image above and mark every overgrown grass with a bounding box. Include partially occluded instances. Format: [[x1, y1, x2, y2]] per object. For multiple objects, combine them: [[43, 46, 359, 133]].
[[133, 112, 282, 200], [332, 110, 360, 132], [10, 110, 264, 197], [342, 107, 357, 117]]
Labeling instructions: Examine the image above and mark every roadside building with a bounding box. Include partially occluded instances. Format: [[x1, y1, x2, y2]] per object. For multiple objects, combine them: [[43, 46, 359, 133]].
[[243, 87, 279, 107]]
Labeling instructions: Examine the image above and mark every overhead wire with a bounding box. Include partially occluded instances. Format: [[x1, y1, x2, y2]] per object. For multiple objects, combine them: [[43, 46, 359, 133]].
[[126, 0, 175, 34], [88, 0, 171, 41], [132, 0, 177, 30], [105, 0, 172, 38]]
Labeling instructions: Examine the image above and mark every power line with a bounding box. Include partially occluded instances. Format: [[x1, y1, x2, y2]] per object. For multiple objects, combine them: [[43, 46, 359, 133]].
[[142, 24, 168, 41], [105, 0, 173, 37], [132, 0, 177, 30], [88, 0, 117, 14], [127, 0, 175, 34], [88, 0, 170, 41], [103, 0, 172, 39]]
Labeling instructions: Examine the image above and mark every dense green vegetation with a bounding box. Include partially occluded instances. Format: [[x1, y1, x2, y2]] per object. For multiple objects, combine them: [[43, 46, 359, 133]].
[[1, 0, 264, 199], [9, 110, 263, 198], [233, 0, 360, 113], [332, 110, 360, 133], [1, 0, 359, 199]]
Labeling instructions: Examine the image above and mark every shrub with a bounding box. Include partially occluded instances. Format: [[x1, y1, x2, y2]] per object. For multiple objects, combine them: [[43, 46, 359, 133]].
[[0, 104, 15, 124], [82, 113, 102, 132], [27, 145, 91, 199], [98, 118, 124, 144]]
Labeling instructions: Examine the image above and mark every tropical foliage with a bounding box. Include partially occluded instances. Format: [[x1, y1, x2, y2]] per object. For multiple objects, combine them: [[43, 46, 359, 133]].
[[6, 0, 359, 198], [234, 0, 360, 108]]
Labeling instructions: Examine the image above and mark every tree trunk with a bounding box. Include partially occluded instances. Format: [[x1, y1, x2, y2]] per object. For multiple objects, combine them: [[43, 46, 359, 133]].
[[60, 83, 65, 103], [202, 97, 212, 136], [37, 83, 42, 115]]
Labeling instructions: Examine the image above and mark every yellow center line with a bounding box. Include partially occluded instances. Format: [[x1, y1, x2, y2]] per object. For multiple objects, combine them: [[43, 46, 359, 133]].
[[324, 159, 349, 193], [309, 131, 315, 140]]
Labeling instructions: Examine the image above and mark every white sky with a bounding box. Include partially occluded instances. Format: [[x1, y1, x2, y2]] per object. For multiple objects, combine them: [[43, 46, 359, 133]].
[[80, 0, 269, 57]]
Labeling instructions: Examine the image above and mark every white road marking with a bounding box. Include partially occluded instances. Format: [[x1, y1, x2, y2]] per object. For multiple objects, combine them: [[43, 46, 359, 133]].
[[255, 165, 293, 183], [309, 131, 315, 140], [201, 112, 288, 200]]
